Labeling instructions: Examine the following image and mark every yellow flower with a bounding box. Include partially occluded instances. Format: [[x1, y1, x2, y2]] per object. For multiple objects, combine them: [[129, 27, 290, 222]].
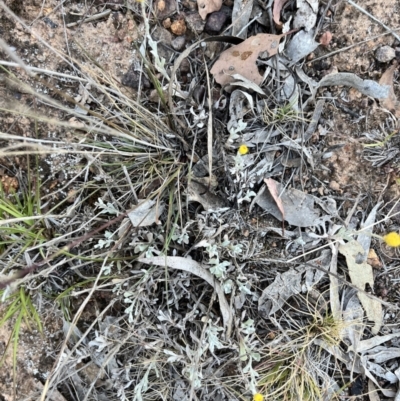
[[253, 393, 264, 401], [238, 144, 249, 155], [383, 232, 400, 247]]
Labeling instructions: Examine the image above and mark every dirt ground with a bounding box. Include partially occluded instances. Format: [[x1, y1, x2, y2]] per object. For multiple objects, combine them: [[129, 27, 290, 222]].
[[1, 0, 400, 400]]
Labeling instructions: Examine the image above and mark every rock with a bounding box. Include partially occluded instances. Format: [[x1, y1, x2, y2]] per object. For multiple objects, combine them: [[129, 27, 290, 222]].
[[180, 58, 190, 73], [121, 65, 151, 90], [375, 46, 396, 63], [151, 26, 173, 60], [184, 12, 205, 34], [205, 11, 227, 34], [163, 18, 172, 29], [171, 36, 186, 51]]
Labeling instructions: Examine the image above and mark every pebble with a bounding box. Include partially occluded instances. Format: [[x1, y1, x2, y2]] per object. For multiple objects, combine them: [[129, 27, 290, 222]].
[[184, 12, 205, 34], [171, 36, 186, 51], [180, 58, 190, 74], [375, 45, 396, 63], [205, 11, 227, 34], [121, 65, 151, 90]]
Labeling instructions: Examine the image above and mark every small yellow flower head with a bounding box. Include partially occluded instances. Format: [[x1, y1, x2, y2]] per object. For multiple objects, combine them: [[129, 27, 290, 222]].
[[238, 144, 249, 155], [253, 393, 264, 401], [383, 232, 400, 247]]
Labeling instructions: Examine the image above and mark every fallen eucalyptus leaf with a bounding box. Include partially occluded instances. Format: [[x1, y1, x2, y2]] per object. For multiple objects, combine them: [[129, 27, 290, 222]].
[[232, 0, 254, 39], [318, 72, 390, 99], [356, 201, 382, 262], [341, 294, 364, 349], [286, 29, 319, 64], [264, 178, 285, 224], [273, 0, 290, 27], [379, 61, 400, 117], [229, 73, 266, 95], [361, 357, 397, 383], [353, 332, 400, 353], [258, 250, 330, 316], [128, 199, 164, 227], [339, 240, 382, 335], [366, 346, 400, 364], [251, 178, 334, 228], [210, 33, 284, 86], [293, 0, 318, 31]]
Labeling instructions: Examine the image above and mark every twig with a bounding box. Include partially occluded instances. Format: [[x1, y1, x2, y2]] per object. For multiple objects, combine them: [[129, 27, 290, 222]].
[[310, 28, 400, 64], [204, 57, 213, 188], [346, 0, 400, 43], [66, 9, 111, 28]]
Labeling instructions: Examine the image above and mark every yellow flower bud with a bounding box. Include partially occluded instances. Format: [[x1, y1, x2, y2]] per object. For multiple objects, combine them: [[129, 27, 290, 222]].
[[238, 144, 249, 155], [253, 393, 264, 401]]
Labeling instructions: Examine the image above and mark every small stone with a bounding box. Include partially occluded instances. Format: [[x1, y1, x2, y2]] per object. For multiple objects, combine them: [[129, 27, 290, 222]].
[[171, 18, 186, 35], [171, 36, 186, 51], [205, 11, 227, 34], [375, 45, 396, 63], [163, 18, 171, 29], [184, 12, 205, 34], [152, 26, 173, 60], [121, 65, 151, 90], [180, 58, 190, 74], [329, 180, 341, 192]]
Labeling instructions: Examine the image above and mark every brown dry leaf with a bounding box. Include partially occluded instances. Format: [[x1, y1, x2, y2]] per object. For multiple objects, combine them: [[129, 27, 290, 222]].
[[197, 0, 222, 20], [210, 33, 283, 86], [367, 249, 382, 270], [379, 62, 400, 117], [264, 178, 285, 222], [273, 0, 290, 27]]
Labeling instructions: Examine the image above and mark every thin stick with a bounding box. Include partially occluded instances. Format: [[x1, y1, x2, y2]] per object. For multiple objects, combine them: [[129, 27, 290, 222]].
[[310, 28, 400, 64], [204, 57, 213, 187], [66, 9, 111, 28], [347, 0, 400, 42]]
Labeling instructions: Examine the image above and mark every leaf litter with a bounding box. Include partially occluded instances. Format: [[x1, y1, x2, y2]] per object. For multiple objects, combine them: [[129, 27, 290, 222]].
[[210, 33, 285, 86], [2, 0, 400, 400]]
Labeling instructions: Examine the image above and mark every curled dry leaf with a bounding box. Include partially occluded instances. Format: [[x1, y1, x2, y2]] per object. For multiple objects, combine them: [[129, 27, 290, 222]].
[[210, 33, 284, 86], [293, 0, 318, 31], [197, 0, 222, 20], [273, 0, 290, 27], [264, 178, 285, 234], [379, 61, 400, 117], [231, 0, 253, 39]]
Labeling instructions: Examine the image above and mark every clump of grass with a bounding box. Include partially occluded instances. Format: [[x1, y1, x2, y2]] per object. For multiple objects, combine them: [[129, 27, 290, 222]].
[[255, 299, 347, 401], [0, 286, 42, 397], [262, 98, 306, 127]]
